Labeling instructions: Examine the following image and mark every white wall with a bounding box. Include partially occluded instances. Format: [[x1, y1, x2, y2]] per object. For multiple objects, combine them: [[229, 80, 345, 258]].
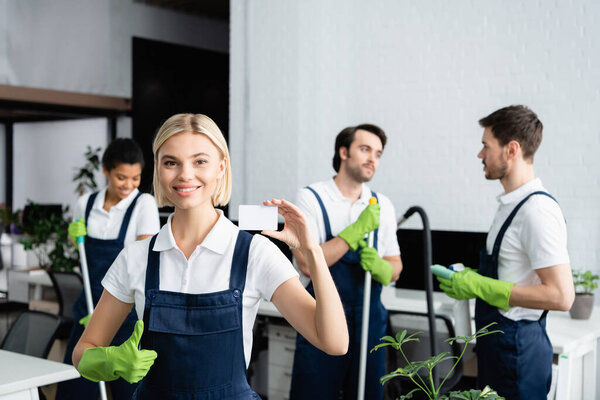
[[230, 1, 600, 274], [0, 0, 228, 97], [13, 119, 107, 212], [117, 116, 132, 139]]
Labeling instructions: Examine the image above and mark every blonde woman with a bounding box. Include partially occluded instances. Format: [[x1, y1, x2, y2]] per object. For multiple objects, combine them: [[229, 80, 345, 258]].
[[72, 114, 348, 399]]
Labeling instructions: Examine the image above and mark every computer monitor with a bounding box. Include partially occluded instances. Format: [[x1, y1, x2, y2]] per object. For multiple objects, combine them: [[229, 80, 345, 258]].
[[395, 229, 487, 291]]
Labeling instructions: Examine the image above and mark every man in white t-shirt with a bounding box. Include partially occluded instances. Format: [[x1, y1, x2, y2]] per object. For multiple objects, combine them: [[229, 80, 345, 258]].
[[289, 124, 402, 400], [437, 105, 574, 400]]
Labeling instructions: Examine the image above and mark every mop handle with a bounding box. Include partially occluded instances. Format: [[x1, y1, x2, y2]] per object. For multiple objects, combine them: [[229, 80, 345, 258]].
[[77, 236, 94, 316], [77, 232, 109, 400], [357, 197, 377, 400]]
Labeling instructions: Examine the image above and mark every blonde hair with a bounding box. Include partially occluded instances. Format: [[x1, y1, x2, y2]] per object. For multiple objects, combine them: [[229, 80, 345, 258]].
[[152, 114, 232, 207]]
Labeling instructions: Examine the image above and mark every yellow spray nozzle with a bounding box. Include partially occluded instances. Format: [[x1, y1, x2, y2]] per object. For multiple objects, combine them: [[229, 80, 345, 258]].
[[369, 196, 378, 205]]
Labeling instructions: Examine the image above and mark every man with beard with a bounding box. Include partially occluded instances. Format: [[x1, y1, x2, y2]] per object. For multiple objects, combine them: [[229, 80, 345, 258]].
[[437, 105, 574, 399], [289, 124, 402, 400]]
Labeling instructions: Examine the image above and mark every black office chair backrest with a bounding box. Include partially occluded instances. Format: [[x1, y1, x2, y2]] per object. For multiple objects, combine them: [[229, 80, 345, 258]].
[[1, 310, 61, 358], [47, 270, 83, 319]]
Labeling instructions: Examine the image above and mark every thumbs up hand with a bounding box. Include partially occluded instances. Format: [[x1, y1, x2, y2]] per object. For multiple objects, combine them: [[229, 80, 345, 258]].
[[78, 320, 157, 383]]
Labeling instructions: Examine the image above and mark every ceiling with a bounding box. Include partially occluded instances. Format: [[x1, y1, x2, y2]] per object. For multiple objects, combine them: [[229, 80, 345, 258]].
[[134, 0, 230, 21]]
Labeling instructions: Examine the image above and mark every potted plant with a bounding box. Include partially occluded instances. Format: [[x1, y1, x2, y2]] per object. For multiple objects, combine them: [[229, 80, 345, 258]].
[[570, 270, 599, 320], [372, 323, 504, 400], [73, 145, 102, 196], [19, 201, 79, 272], [1, 204, 31, 268], [1, 203, 24, 235]]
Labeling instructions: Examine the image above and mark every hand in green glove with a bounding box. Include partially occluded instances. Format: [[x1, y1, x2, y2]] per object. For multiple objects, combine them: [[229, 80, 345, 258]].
[[437, 267, 514, 311], [338, 203, 380, 251], [359, 245, 393, 286], [78, 320, 157, 383], [79, 313, 91, 328], [68, 219, 87, 245]]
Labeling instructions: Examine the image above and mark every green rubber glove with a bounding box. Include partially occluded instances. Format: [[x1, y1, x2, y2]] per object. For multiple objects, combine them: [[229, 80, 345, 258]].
[[359, 246, 393, 286], [78, 320, 157, 383], [68, 219, 87, 245], [338, 204, 380, 251], [437, 268, 514, 311], [79, 314, 91, 328]]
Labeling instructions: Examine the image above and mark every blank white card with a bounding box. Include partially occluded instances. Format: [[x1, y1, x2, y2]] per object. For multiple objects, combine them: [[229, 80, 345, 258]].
[[238, 205, 278, 231]]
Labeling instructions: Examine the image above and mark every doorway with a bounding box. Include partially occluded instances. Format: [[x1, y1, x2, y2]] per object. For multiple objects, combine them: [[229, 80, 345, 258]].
[[132, 37, 229, 208]]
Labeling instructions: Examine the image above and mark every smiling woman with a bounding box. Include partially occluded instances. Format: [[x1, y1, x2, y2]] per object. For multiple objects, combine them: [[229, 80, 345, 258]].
[[152, 114, 231, 209], [103, 163, 142, 207], [56, 138, 161, 400], [71, 113, 348, 400]]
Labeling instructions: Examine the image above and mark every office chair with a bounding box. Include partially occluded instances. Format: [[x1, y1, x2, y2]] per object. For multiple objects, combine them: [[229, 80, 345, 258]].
[[46, 270, 83, 339], [1, 310, 61, 358], [1, 310, 62, 400], [0, 229, 29, 338]]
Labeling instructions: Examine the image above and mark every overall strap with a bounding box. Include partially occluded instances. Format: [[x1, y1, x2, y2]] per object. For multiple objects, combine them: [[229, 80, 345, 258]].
[[145, 234, 160, 292], [229, 230, 252, 291], [370, 190, 379, 250], [491, 191, 557, 258], [84, 192, 99, 225], [117, 192, 143, 243], [305, 186, 333, 240]]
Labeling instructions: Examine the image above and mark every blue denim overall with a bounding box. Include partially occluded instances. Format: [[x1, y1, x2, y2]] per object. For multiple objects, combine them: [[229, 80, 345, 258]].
[[57, 191, 142, 400], [290, 187, 386, 400], [132, 230, 261, 400], [475, 191, 556, 400]]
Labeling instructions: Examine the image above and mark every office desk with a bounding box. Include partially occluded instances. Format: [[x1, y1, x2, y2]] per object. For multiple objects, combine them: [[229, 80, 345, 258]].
[[7, 270, 52, 304], [547, 309, 600, 400], [258, 287, 600, 400], [0, 350, 79, 399]]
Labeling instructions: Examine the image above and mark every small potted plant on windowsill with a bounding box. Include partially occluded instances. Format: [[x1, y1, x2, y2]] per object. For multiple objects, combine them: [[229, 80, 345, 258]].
[[372, 323, 504, 400], [570, 270, 599, 320]]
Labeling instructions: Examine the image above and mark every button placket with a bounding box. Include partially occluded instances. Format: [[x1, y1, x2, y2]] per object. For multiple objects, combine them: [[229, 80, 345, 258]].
[[182, 258, 190, 291], [175, 249, 190, 292]]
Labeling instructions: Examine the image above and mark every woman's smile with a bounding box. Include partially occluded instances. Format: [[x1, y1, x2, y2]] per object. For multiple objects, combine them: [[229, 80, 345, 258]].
[[173, 185, 202, 196]]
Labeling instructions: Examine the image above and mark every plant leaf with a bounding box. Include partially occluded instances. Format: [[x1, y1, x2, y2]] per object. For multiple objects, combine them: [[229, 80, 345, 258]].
[[398, 388, 420, 399], [380, 335, 396, 343]]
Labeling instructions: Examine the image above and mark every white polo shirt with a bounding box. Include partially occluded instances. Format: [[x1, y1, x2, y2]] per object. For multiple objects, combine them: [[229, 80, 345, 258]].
[[487, 178, 569, 321], [296, 179, 401, 264], [102, 211, 298, 366], [73, 188, 160, 244]]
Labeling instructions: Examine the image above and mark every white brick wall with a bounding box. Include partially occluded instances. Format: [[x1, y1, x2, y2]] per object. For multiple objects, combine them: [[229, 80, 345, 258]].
[[230, 1, 600, 283]]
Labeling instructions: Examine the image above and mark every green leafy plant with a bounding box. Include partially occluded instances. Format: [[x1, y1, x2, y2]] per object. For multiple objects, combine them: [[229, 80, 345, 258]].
[[20, 201, 79, 272], [73, 145, 102, 196], [372, 323, 504, 400], [572, 270, 599, 294]]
